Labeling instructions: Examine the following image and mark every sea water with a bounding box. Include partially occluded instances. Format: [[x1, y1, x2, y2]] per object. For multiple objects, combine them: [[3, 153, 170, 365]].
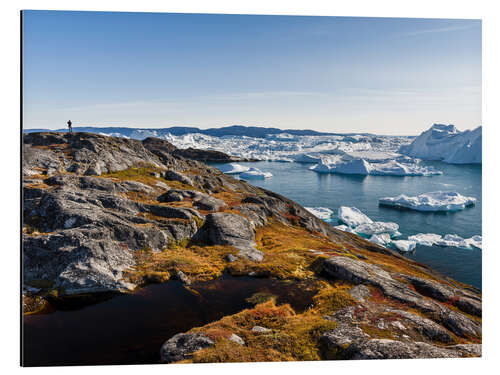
[[209, 161, 482, 289]]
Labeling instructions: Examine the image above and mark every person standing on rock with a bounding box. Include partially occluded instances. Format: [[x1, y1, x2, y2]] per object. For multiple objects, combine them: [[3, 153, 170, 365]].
[[67, 120, 73, 133]]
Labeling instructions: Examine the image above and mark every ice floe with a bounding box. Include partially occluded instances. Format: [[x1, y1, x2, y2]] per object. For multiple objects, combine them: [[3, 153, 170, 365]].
[[217, 163, 250, 174], [305, 207, 334, 221], [310, 157, 441, 176], [407, 233, 443, 247], [408, 233, 482, 250], [392, 240, 417, 252], [379, 191, 476, 212], [334, 225, 356, 233], [354, 222, 400, 237], [369, 233, 392, 246], [399, 124, 482, 164], [239, 167, 272, 179], [338, 206, 373, 227]]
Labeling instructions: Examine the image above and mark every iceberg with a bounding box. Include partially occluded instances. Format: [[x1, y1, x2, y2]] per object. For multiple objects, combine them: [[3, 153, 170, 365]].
[[399, 124, 482, 164], [334, 225, 356, 233], [217, 163, 250, 174], [465, 235, 482, 250], [305, 207, 334, 221], [407, 233, 443, 247], [337, 206, 373, 227], [379, 191, 476, 212], [310, 157, 441, 176], [369, 233, 392, 246], [354, 222, 400, 237], [392, 240, 417, 252], [407, 233, 482, 250], [239, 167, 273, 179]]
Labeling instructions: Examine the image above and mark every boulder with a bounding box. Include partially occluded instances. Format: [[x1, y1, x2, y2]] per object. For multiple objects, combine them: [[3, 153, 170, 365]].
[[163, 170, 193, 186], [160, 333, 214, 363], [195, 213, 263, 262]]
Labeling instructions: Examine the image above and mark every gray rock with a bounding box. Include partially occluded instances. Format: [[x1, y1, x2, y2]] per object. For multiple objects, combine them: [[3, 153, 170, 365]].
[[251, 326, 272, 333], [160, 333, 214, 363], [441, 309, 482, 338], [226, 254, 238, 262], [348, 285, 371, 302], [175, 270, 191, 285], [163, 170, 193, 186], [348, 339, 463, 359], [323, 257, 439, 314], [158, 190, 184, 203], [193, 196, 227, 212], [404, 275, 455, 302], [229, 333, 245, 345], [322, 324, 370, 352], [195, 213, 263, 262], [389, 309, 454, 343]]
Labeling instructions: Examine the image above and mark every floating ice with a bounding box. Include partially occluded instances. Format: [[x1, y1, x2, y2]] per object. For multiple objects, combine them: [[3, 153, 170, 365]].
[[334, 225, 356, 233], [310, 157, 441, 176], [399, 124, 482, 164], [392, 240, 417, 252], [369, 233, 392, 246], [407, 233, 443, 247], [379, 191, 476, 212], [465, 235, 482, 250], [407, 233, 481, 250], [354, 222, 400, 237], [217, 163, 250, 174], [239, 167, 273, 179], [435, 234, 470, 249], [338, 206, 373, 227], [305, 207, 334, 221]]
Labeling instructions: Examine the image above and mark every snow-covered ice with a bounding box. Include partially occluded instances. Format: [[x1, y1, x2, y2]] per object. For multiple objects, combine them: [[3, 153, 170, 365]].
[[305, 207, 334, 221], [239, 167, 272, 179], [354, 222, 400, 237], [217, 163, 250, 174], [334, 225, 356, 233], [399, 124, 482, 164], [310, 157, 441, 176], [392, 240, 417, 252], [369, 233, 392, 246], [379, 191, 476, 212], [407, 233, 443, 247], [408, 233, 482, 250], [338, 206, 373, 227]]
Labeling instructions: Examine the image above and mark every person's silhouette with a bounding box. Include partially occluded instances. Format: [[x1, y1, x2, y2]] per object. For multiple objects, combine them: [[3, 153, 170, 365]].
[[67, 120, 72, 133]]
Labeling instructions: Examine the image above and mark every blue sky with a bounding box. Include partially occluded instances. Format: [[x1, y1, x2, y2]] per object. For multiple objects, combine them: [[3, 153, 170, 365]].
[[22, 11, 481, 134]]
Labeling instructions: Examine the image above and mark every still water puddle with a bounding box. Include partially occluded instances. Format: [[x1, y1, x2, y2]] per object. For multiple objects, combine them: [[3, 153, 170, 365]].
[[23, 276, 317, 366]]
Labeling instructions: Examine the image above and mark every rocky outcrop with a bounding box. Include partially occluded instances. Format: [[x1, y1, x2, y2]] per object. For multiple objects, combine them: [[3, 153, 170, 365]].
[[195, 213, 263, 262], [160, 333, 214, 363]]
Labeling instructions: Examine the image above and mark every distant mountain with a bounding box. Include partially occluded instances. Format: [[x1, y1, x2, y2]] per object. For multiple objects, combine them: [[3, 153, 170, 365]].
[[23, 125, 375, 138]]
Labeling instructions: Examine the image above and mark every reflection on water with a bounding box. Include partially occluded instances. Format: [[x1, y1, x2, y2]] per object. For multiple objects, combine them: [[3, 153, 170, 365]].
[[23, 276, 317, 367]]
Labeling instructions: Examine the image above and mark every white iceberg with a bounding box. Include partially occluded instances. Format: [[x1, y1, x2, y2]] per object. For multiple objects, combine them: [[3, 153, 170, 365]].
[[217, 163, 250, 174], [369, 233, 392, 246], [435, 234, 470, 249], [334, 225, 356, 233], [407, 233, 443, 247], [239, 167, 273, 179], [292, 154, 323, 163], [379, 191, 476, 212], [354, 222, 400, 237], [338, 206, 373, 227], [407, 233, 482, 250], [465, 235, 482, 250], [305, 207, 334, 221], [399, 124, 482, 164], [310, 157, 441, 176], [392, 240, 417, 252]]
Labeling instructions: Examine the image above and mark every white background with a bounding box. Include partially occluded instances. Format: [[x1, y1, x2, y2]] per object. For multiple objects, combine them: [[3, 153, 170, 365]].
[[1, 0, 498, 373]]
